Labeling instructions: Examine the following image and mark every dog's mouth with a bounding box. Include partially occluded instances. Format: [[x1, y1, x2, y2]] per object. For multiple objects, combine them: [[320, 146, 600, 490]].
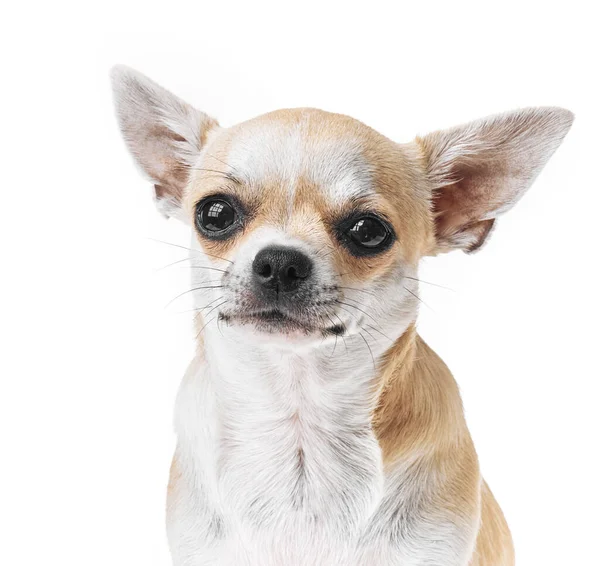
[[219, 309, 344, 336]]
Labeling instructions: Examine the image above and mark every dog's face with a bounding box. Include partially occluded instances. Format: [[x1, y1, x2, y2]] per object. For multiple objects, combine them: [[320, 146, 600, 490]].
[[182, 109, 431, 342], [111, 66, 572, 346]]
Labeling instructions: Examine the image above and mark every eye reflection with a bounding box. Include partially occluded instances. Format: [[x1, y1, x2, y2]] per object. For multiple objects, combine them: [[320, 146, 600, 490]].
[[208, 202, 224, 217], [197, 199, 236, 233], [348, 217, 389, 248]]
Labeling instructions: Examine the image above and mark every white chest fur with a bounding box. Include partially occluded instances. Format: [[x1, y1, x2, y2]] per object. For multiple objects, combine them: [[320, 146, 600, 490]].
[[168, 328, 476, 566]]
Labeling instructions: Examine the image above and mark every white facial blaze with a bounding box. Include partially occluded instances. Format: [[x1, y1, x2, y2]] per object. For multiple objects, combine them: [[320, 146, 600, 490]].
[[225, 114, 375, 208]]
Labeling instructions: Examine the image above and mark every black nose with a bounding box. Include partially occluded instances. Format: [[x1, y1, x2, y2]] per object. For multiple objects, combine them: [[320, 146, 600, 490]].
[[252, 246, 313, 294]]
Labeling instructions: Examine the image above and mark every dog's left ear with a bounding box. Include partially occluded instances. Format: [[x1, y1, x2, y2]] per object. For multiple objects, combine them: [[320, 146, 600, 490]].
[[417, 107, 574, 253], [110, 65, 219, 218]]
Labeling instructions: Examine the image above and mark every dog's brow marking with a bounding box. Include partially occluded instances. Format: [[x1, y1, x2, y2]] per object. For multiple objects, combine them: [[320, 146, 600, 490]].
[[225, 111, 376, 222]]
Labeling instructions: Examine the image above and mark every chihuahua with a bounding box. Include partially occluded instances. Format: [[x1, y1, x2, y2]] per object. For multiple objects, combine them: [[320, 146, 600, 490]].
[[111, 66, 572, 566]]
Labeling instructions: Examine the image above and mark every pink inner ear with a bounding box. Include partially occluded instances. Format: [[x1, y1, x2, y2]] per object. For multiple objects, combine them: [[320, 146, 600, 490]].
[[421, 106, 573, 253], [433, 181, 466, 240], [432, 159, 513, 248], [154, 184, 169, 200]]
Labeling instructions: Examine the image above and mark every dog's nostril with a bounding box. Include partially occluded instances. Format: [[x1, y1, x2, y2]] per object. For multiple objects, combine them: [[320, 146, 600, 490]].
[[285, 264, 309, 280], [257, 263, 272, 278]]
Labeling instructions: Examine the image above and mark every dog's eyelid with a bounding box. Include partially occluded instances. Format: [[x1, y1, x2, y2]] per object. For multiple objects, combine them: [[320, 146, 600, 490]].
[[194, 191, 248, 212], [334, 193, 391, 220], [335, 208, 393, 227]]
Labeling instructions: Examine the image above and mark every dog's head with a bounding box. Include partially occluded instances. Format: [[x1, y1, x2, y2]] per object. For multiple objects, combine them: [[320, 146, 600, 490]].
[[111, 66, 572, 347]]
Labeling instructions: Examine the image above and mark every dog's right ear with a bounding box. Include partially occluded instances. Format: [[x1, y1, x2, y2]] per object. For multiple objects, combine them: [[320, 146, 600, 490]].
[[110, 65, 219, 218]]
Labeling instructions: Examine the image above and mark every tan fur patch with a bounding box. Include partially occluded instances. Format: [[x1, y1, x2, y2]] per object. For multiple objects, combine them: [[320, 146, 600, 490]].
[[470, 482, 515, 566], [373, 330, 513, 563], [374, 330, 469, 463]]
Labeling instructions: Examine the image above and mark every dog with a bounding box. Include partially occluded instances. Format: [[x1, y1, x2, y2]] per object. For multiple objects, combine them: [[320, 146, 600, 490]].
[[111, 65, 572, 566]]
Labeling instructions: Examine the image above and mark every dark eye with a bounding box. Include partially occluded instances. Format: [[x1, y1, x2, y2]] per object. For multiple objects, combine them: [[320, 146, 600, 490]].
[[196, 198, 237, 236], [347, 217, 390, 249]]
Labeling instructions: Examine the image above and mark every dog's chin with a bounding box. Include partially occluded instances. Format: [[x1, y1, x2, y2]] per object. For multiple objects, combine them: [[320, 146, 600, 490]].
[[219, 309, 344, 344]]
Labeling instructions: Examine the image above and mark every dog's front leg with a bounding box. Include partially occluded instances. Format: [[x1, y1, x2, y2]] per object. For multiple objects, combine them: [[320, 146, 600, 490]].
[[166, 453, 226, 566], [354, 456, 481, 566]]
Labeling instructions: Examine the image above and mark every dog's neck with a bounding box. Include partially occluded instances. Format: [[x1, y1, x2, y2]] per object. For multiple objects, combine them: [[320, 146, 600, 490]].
[[182, 318, 468, 457], [200, 322, 392, 430], [373, 328, 470, 463], [194, 320, 465, 460], [199, 318, 412, 410]]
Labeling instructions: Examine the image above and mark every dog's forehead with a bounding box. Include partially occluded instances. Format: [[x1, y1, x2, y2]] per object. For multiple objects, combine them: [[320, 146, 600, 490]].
[[222, 109, 377, 204]]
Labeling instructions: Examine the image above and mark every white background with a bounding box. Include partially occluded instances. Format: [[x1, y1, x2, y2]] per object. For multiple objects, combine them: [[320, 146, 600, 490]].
[[1, 2, 598, 565]]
